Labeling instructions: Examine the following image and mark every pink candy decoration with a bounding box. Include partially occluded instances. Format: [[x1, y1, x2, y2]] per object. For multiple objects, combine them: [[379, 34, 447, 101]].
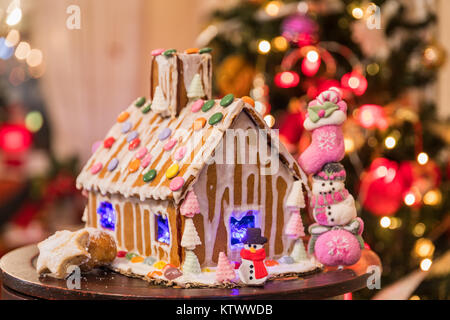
[[314, 229, 361, 267], [180, 191, 201, 217], [141, 153, 152, 168], [164, 139, 177, 151], [151, 48, 165, 56], [91, 141, 102, 154], [191, 99, 204, 112], [91, 162, 103, 174], [216, 252, 236, 283], [136, 147, 148, 159], [169, 176, 184, 191], [174, 146, 187, 161]]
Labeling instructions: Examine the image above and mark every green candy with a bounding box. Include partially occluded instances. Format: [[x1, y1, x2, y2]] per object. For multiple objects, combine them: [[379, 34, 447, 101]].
[[220, 94, 234, 107], [143, 169, 157, 183], [135, 97, 146, 107], [199, 47, 213, 54], [126, 252, 139, 261], [202, 100, 215, 112], [209, 112, 223, 126], [163, 49, 177, 57], [142, 103, 152, 114]]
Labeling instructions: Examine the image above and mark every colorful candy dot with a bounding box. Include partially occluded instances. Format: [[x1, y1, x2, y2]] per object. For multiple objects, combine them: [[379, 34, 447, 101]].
[[242, 96, 255, 107], [191, 99, 204, 112], [136, 147, 148, 159], [143, 169, 157, 183], [147, 271, 163, 278], [121, 121, 132, 134], [220, 94, 234, 107], [107, 158, 119, 172], [151, 48, 164, 56], [163, 49, 177, 57], [141, 153, 153, 168], [117, 111, 129, 123], [127, 131, 139, 143], [144, 256, 156, 266], [91, 163, 103, 174], [164, 139, 178, 151], [103, 137, 116, 149], [128, 159, 140, 173], [131, 256, 144, 263], [142, 103, 152, 114], [209, 112, 223, 125], [199, 47, 213, 54], [92, 141, 102, 154], [129, 138, 141, 150], [193, 117, 207, 131], [153, 261, 167, 269], [166, 163, 179, 179], [265, 259, 279, 267], [135, 97, 146, 107], [158, 128, 172, 141], [169, 176, 184, 191], [117, 251, 127, 258], [185, 48, 199, 54], [173, 146, 187, 161], [126, 252, 139, 260], [202, 100, 215, 112]]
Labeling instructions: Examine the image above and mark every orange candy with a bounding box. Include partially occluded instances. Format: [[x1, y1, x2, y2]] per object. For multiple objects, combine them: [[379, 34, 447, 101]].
[[264, 260, 279, 267], [131, 256, 144, 263], [147, 271, 163, 278], [117, 111, 130, 123], [128, 159, 141, 173], [193, 117, 207, 131], [241, 96, 255, 108], [185, 48, 199, 54]]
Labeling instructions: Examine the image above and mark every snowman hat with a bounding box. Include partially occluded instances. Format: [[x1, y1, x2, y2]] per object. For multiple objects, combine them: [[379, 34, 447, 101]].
[[243, 228, 267, 245], [314, 162, 346, 181]]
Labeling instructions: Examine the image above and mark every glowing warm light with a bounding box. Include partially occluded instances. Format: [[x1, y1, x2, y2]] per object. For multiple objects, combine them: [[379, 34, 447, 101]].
[[423, 189, 442, 206], [375, 166, 388, 178], [413, 223, 426, 237], [265, 1, 281, 17], [356, 104, 387, 130], [272, 36, 288, 52], [254, 101, 266, 115], [388, 217, 402, 230], [257, 40, 271, 54], [25, 111, 44, 133], [297, 1, 308, 14], [380, 216, 391, 228], [306, 50, 319, 63], [341, 71, 367, 96], [15, 41, 30, 60], [251, 87, 264, 99], [28, 62, 46, 79], [6, 7, 22, 26], [385, 136, 396, 149], [410, 295, 420, 300], [417, 152, 429, 165], [5, 29, 20, 47], [0, 124, 32, 153], [404, 193, 416, 206], [348, 76, 360, 89], [301, 57, 321, 77], [26, 49, 43, 67], [366, 63, 380, 76], [344, 137, 355, 153], [420, 258, 432, 271], [414, 238, 435, 258], [352, 7, 364, 19], [264, 115, 275, 128], [274, 71, 300, 88]]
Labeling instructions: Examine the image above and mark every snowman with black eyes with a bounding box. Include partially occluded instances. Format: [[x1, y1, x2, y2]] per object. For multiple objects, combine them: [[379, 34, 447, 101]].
[[310, 162, 357, 226], [238, 228, 268, 285]]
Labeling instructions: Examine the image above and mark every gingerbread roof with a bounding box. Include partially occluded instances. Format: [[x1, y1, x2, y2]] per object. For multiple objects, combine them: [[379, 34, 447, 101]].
[[76, 97, 308, 204]]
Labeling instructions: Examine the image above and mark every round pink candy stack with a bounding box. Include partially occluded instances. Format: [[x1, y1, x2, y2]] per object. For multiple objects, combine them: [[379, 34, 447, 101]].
[[180, 191, 201, 217]]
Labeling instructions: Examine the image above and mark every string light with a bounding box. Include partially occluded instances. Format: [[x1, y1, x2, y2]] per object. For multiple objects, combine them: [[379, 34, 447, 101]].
[[413, 223, 426, 237], [25, 111, 44, 132], [380, 216, 391, 228], [388, 217, 402, 230], [410, 295, 420, 300], [366, 63, 380, 76], [423, 189, 442, 206], [404, 192, 416, 206], [5, 29, 20, 47], [414, 238, 435, 258], [384, 136, 396, 149], [264, 115, 275, 128], [417, 152, 429, 165], [344, 137, 355, 153], [306, 50, 319, 63], [352, 7, 364, 19], [272, 36, 288, 52], [420, 258, 432, 271], [6, 7, 22, 26], [274, 71, 300, 88], [15, 42, 30, 60], [265, 1, 281, 17], [26, 49, 43, 67], [257, 40, 271, 54]]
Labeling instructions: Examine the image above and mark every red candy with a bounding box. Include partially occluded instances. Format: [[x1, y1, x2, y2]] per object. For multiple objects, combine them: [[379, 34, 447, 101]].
[[104, 137, 115, 149], [129, 138, 141, 150], [117, 251, 127, 258]]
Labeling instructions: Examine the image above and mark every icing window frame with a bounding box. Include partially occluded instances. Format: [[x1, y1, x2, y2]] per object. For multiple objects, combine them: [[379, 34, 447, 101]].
[[228, 208, 260, 250], [155, 214, 170, 245]]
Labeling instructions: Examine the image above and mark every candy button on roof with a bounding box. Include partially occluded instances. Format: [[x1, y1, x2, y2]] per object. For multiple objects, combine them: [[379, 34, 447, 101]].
[[107, 158, 119, 172], [191, 99, 204, 112], [199, 47, 213, 54], [136, 147, 147, 159], [202, 100, 215, 112], [173, 146, 186, 161], [103, 137, 115, 149], [141, 153, 152, 168], [127, 131, 139, 143], [166, 163, 179, 179], [91, 163, 103, 174], [220, 94, 234, 107], [141, 103, 152, 114], [209, 112, 223, 126], [121, 121, 132, 134], [135, 97, 146, 107], [128, 159, 140, 173], [129, 138, 140, 150], [170, 176, 184, 191], [143, 169, 157, 183], [185, 48, 199, 54], [164, 139, 178, 151], [151, 48, 164, 56], [117, 111, 129, 123], [158, 128, 172, 141]]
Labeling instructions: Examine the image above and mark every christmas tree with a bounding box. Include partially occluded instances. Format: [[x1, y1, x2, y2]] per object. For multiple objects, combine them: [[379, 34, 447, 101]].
[[199, 0, 449, 299]]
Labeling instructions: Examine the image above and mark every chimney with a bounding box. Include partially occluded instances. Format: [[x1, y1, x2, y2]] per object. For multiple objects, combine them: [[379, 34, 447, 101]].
[[149, 50, 212, 118]]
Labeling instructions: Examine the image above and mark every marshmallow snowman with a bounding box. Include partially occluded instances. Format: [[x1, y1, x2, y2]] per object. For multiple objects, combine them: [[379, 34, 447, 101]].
[[238, 228, 268, 286]]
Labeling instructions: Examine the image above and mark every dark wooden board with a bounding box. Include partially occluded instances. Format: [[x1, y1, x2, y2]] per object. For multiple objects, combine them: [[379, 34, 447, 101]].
[[0, 245, 381, 300]]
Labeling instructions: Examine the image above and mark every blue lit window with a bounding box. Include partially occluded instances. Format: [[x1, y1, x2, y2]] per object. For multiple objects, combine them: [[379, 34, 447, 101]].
[[97, 201, 116, 231], [156, 215, 170, 245], [230, 210, 257, 248]]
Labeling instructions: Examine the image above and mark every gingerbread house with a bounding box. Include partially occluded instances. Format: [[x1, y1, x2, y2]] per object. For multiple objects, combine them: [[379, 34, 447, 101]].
[[76, 49, 314, 284]]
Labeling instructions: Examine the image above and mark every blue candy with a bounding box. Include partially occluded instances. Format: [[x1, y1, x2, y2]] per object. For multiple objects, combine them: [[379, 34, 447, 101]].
[[158, 128, 172, 141], [121, 121, 132, 134], [127, 131, 139, 142], [107, 158, 119, 171]]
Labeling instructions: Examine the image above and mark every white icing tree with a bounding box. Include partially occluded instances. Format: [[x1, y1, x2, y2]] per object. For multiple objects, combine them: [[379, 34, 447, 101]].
[[285, 181, 306, 209], [183, 250, 201, 274], [285, 209, 305, 239], [187, 73, 205, 99], [290, 239, 308, 262], [181, 218, 202, 250], [152, 86, 169, 115]]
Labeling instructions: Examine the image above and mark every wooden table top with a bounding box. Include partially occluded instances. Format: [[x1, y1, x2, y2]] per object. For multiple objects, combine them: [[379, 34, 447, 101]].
[[0, 245, 381, 300]]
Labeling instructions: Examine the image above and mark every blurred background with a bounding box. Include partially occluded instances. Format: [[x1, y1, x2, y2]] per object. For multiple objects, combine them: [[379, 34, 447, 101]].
[[0, 0, 448, 299]]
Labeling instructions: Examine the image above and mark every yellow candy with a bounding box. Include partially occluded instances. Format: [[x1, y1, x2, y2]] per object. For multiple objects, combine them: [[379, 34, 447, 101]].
[[131, 256, 144, 263], [153, 261, 167, 270], [202, 268, 214, 273], [166, 163, 179, 179]]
